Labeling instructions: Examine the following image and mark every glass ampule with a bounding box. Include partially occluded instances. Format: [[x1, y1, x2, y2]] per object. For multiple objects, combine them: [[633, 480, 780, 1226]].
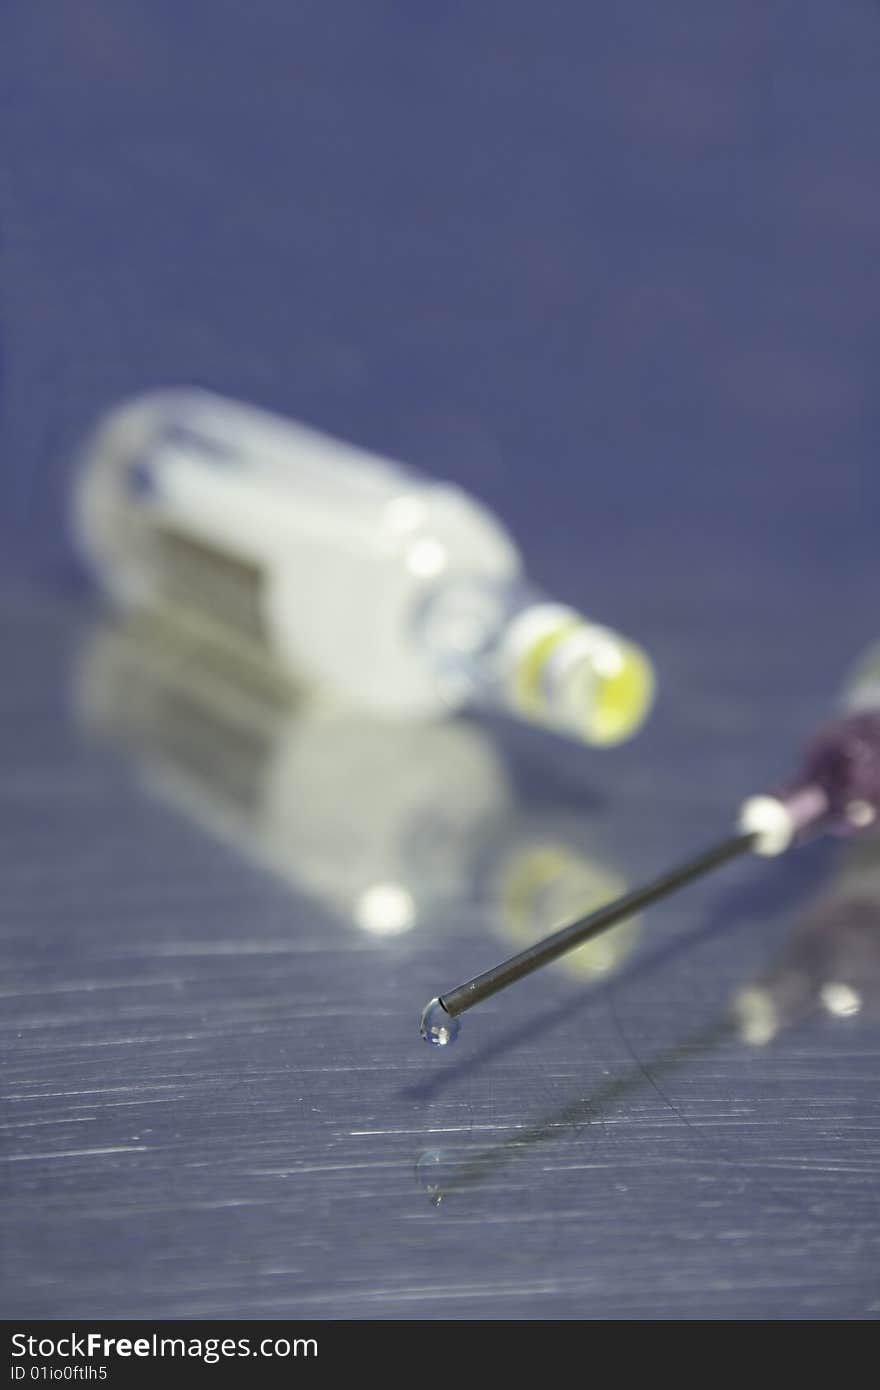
[[75, 389, 655, 745]]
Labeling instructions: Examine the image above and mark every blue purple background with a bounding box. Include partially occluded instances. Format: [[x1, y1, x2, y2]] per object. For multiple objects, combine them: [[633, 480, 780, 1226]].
[[2, 1, 878, 606]]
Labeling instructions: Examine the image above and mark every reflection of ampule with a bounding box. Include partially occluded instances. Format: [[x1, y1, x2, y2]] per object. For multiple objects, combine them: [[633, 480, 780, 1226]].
[[79, 615, 510, 935], [490, 838, 639, 983], [79, 617, 630, 946], [733, 833, 880, 1045], [74, 390, 654, 745]]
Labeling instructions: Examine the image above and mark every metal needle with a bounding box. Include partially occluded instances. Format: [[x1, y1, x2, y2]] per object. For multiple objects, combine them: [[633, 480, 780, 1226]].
[[430, 830, 757, 1025]]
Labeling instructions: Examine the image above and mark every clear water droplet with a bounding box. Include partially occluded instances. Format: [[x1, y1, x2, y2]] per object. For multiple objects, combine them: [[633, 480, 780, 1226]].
[[415, 1149, 455, 1204], [419, 997, 460, 1046]]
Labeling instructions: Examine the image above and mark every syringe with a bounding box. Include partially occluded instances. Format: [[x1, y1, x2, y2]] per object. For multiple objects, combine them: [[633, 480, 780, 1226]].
[[420, 644, 880, 1044]]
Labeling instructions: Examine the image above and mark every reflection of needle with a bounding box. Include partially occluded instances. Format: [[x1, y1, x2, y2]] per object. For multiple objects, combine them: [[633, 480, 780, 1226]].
[[421, 832, 756, 1044], [416, 1015, 733, 1203]]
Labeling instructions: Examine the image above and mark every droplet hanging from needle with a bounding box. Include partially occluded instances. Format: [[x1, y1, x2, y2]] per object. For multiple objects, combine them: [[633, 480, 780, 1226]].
[[420, 703, 880, 1044]]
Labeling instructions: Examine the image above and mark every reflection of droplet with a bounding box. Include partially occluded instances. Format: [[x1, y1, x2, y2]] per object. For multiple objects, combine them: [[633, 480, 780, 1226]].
[[415, 1150, 455, 1204], [820, 981, 862, 1018], [353, 882, 416, 936], [419, 997, 460, 1046]]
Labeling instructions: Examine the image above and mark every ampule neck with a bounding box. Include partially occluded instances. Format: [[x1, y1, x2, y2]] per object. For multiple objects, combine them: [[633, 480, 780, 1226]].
[[416, 576, 655, 746]]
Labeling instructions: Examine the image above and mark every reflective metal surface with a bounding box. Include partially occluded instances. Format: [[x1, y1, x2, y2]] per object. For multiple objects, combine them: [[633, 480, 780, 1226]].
[[3, 589, 879, 1318], [3, 1, 880, 1321]]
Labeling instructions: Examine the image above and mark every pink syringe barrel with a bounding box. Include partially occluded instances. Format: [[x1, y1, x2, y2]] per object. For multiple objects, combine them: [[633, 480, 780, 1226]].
[[775, 709, 880, 839], [739, 646, 880, 856]]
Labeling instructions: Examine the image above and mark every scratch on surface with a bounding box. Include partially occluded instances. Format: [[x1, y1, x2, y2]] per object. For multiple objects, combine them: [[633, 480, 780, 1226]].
[[0, 1117, 94, 1130], [605, 989, 811, 1214], [0, 977, 188, 999], [2, 1145, 150, 1161], [3, 1084, 192, 1100], [105, 941, 375, 957], [350, 1124, 521, 1136], [247, 1160, 404, 1176]]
